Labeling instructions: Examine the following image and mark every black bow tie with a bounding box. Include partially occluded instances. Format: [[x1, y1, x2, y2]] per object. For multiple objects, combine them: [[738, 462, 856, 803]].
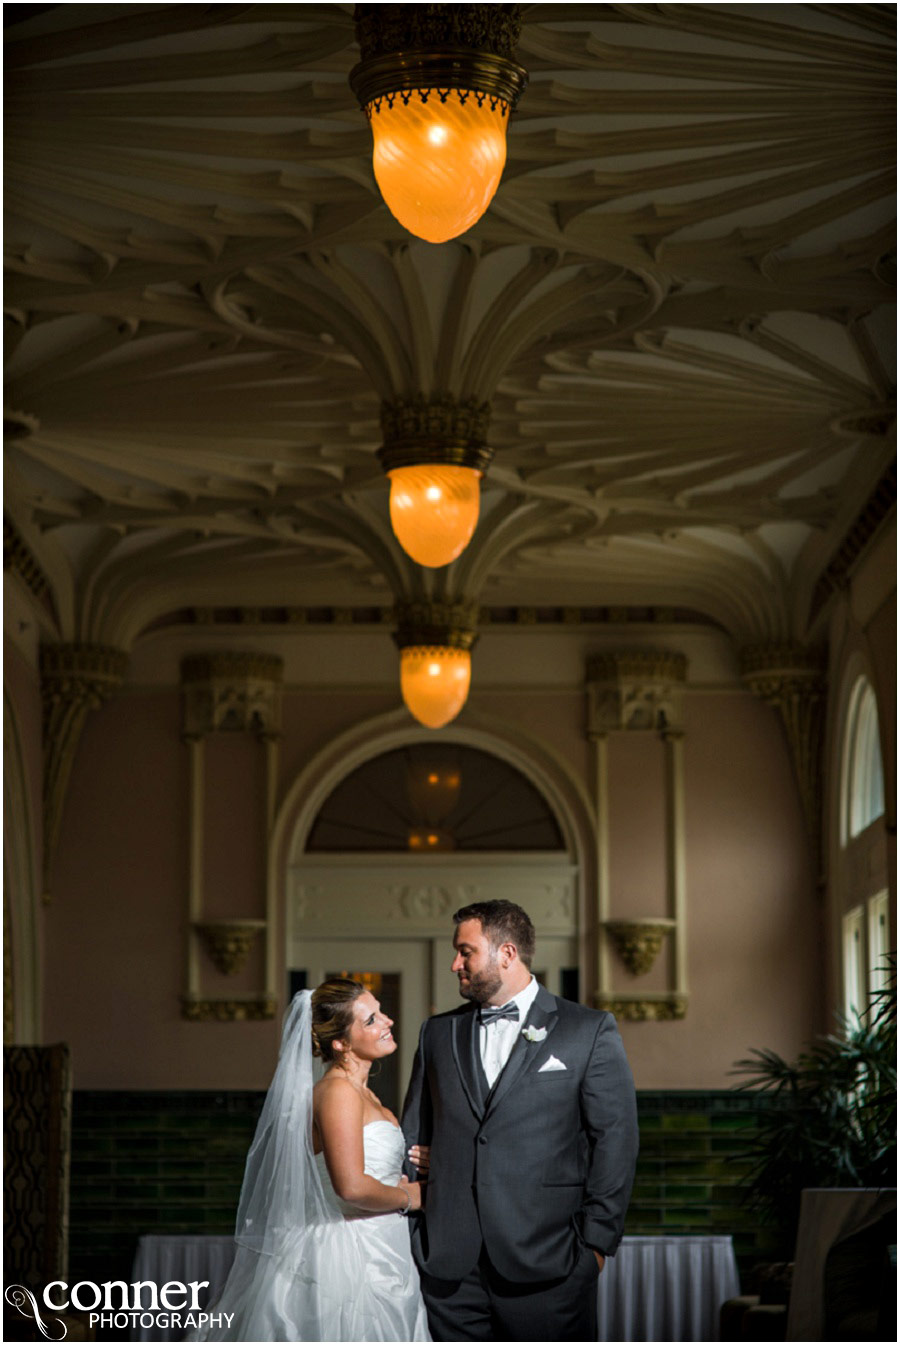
[[479, 1002, 519, 1025]]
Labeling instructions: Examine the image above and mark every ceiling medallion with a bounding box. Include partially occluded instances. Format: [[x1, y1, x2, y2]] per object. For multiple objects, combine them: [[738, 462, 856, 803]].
[[380, 394, 492, 568], [349, 4, 528, 243], [394, 600, 479, 729]]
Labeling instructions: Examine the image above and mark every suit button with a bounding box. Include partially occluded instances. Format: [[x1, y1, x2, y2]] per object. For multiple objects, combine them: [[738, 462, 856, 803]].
[[478, 1136, 487, 1145]]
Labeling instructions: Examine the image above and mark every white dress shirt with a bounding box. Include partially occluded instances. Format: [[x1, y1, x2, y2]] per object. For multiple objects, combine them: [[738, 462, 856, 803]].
[[478, 976, 540, 1088]]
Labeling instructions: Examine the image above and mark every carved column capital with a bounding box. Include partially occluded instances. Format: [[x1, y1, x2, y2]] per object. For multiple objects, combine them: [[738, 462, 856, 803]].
[[40, 643, 129, 896], [586, 649, 687, 736], [740, 643, 827, 857], [181, 652, 283, 738], [739, 644, 826, 701], [41, 643, 128, 718]]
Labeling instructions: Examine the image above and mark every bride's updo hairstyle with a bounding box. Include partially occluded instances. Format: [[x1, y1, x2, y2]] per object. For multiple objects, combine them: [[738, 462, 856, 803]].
[[310, 977, 365, 1063]]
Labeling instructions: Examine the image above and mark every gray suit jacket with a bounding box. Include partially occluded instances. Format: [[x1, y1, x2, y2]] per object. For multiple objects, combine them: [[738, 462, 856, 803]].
[[401, 984, 638, 1282]]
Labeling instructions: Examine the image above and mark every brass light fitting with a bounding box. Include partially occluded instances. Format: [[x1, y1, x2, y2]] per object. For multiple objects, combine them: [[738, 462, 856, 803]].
[[350, 4, 528, 243]]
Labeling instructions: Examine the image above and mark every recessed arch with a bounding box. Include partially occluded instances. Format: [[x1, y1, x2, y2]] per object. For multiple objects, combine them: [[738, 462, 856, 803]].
[[306, 742, 566, 854], [269, 708, 599, 1008], [273, 709, 595, 873]]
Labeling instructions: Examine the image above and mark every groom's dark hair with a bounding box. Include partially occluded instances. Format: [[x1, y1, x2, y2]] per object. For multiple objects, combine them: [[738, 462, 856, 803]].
[[453, 900, 535, 968]]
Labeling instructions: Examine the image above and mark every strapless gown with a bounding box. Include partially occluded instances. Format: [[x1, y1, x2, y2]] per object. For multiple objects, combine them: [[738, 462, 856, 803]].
[[195, 1121, 431, 1341]]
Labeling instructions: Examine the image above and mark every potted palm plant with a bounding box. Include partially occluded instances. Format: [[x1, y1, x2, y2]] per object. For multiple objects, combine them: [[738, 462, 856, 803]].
[[731, 961, 895, 1258], [719, 965, 896, 1341]]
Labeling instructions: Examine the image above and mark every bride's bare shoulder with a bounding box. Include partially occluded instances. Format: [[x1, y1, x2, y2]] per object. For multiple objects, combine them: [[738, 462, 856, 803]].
[[314, 1069, 359, 1110]]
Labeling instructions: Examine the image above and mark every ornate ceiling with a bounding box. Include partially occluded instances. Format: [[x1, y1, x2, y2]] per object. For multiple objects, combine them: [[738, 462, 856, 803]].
[[5, 3, 896, 649]]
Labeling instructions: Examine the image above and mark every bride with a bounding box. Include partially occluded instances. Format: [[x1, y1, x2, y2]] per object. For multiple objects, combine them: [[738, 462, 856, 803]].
[[194, 979, 431, 1341]]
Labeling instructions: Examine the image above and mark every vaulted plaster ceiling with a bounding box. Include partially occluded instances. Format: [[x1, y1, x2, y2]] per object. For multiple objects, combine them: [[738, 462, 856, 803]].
[[5, 3, 895, 649]]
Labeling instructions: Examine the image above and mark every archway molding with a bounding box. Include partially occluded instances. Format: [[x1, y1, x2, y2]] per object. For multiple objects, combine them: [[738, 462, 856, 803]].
[[268, 706, 598, 1003]]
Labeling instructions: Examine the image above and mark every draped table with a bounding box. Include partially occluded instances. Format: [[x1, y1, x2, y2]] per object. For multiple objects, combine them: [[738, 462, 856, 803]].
[[597, 1234, 740, 1342], [131, 1235, 235, 1342], [132, 1231, 740, 1342]]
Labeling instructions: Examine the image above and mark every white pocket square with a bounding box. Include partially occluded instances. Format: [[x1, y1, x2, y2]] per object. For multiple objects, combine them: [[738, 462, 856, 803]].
[[538, 1056, 567, 1072]]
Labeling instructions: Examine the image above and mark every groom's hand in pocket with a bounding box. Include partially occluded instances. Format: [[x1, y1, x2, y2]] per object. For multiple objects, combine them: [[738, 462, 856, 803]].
[[593, 1251, 606, 1272]]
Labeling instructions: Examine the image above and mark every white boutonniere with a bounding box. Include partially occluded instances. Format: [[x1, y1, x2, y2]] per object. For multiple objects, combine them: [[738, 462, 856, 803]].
[[522, 1025, 547, 1043]]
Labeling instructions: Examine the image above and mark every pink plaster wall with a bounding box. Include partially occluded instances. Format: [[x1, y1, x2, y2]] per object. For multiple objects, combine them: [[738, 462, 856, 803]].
[[203, 734, 267, 922], [39, 657, 820, 1091], [617, 693, 820, 1087], [608, 732, 668, 922], [43, 691, 279, 1088]]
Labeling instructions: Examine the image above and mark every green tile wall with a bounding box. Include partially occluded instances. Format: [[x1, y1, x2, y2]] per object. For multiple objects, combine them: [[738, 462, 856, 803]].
[[69, 1092, 264, 1288], [69, 1089, 774, 1287], [628, 1091, 779, 1273]]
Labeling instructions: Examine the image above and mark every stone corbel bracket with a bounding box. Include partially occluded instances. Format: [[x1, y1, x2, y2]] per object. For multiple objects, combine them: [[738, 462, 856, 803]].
[[740, 644, 826, 857], [181, 995, 276, 1022], [586, 650, 687, 735], [604, 918, 677, 976], [594, 993, 688, 1022], [40, 643, 129, 898], [194, 920, 266, 976]]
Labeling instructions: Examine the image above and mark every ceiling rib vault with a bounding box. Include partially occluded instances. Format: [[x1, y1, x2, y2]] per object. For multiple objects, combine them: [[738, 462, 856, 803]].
[[4, 2, 895, 650]]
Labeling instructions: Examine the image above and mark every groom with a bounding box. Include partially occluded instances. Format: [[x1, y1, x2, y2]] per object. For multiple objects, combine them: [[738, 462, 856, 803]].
[[401, 900, 638, 1342]]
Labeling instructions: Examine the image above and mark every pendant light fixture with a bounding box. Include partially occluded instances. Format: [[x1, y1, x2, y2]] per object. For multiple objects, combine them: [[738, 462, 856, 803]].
[[350, 4, 528, 244], [395, 601, 478, 729], [380, 395, 492, 569]]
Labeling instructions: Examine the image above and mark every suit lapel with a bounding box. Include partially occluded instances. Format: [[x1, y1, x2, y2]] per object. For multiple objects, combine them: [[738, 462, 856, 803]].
[[451, 1008, 487, 1117], [484, 984, 559, 1117]]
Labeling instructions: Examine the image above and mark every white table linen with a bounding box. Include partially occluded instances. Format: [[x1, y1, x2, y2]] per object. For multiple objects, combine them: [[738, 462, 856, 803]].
[[131, 1235, 235, 1341], [597, 1234, 741, 1343], [132, 1230, 740, 1343]]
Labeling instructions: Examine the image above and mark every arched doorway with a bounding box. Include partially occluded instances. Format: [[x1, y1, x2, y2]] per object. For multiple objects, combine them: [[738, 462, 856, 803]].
[[280, 731, 587, 1113]]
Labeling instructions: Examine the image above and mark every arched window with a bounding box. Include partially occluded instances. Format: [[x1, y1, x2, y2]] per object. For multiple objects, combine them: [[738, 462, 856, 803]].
[[306, 744, 565, 853], [842, 678, 885, 843], [838, 676, 890, 1020]]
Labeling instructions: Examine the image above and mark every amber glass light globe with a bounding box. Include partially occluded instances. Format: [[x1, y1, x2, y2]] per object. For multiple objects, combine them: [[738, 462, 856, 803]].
[[400, 646, 472, 729], [368, 92, 509, 243], [388, 464, 481, 568]]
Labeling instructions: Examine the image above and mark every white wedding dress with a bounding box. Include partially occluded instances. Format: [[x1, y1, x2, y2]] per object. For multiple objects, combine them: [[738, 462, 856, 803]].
[[195, 1120, 431, 1342]]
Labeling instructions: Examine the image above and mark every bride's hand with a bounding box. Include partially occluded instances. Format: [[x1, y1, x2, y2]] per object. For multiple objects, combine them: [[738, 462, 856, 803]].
[[407, 1145, 430, 1175], [398, 1175, 423, 1212]]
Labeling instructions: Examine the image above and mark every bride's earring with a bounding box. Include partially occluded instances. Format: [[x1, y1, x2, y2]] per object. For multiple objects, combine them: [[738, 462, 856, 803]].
[[334, 1038, 354, 1071]]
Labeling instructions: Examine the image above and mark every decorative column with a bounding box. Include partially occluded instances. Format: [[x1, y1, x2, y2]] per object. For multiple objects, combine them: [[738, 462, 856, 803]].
[[180, 653, 283, 1021], [740, 645, 827, 868], [40, 643, 128, 897], [586, 651, 688, 1021], [664, 724, 688, 1007]]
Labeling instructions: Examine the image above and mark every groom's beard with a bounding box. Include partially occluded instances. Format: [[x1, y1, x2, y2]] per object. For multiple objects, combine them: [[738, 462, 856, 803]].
[[457, 953, 503, 1005]]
